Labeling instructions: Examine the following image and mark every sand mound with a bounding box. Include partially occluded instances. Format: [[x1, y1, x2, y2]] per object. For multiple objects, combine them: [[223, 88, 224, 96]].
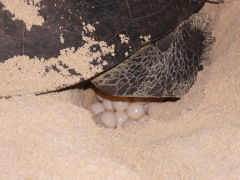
[[0, 1, 240, 179]]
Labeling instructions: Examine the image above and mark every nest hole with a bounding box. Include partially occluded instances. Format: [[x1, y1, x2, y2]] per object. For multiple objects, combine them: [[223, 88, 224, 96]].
[[64, 83, 179, 129]]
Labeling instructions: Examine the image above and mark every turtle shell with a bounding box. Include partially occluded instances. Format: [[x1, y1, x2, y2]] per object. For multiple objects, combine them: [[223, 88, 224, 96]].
[[0, 0, 205, 96]]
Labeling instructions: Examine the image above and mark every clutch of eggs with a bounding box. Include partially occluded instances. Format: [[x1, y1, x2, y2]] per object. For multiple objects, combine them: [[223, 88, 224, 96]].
[[90, 92, 162, 129]]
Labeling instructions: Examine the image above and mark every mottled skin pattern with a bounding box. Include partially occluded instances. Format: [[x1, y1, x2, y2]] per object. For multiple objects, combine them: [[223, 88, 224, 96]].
[[92, 20, 213, 97]]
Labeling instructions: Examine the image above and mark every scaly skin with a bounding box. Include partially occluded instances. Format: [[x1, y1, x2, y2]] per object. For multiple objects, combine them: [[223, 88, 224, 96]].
[[92, 18, 214, 98]]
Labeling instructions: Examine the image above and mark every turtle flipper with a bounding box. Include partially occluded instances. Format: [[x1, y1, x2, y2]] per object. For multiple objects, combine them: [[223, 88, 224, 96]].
[[91, 20, 213, 98]]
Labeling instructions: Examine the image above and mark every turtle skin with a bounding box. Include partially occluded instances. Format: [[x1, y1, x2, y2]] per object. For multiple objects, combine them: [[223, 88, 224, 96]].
[[0, 0, 206, 96], [92, 18, 214, 97]]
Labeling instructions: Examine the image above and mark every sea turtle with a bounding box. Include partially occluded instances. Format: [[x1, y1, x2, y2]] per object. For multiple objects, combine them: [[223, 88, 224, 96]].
[[0, 0, 220, 97]]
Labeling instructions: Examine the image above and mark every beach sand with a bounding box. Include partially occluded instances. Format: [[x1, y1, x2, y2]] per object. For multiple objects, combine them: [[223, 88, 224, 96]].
[[0, 0, 240, 179]]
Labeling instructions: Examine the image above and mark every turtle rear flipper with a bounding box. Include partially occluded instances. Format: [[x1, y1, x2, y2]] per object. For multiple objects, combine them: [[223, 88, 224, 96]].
[[92, 21, 212, 98]]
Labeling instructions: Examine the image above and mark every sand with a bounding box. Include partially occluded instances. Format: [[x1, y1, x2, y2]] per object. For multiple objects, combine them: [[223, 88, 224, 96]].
[[0, 0, 240, 179]]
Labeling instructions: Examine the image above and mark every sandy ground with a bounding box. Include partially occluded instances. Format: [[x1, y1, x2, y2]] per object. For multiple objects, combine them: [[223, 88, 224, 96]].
[[0, 1, 240, 179]]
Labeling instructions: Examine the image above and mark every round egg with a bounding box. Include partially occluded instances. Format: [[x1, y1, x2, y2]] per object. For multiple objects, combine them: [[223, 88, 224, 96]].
[[90, 102, 105, 116], [100, 111, 117, 128], [143, 103, 149, 111], [102, 99, 114, 111], [94, 112, 104, 125], [126, 102, 145, 120], [122, 119, 137, 128], [138, 114, 150, 123], [96, 94, 104, 102], [148, 103, 161, 117], [112, 101, 129, 112], [115, 111, 128, 128]]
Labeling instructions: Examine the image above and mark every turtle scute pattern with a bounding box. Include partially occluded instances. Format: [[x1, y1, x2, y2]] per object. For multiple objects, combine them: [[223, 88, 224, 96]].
[[92, 19, 214, 98]]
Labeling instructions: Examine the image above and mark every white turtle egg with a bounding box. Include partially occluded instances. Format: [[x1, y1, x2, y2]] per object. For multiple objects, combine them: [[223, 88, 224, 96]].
[[100, 111, 117, 128], [122, 119, 137, 128], [148, 103, 161, 117], [143, 103, 149, 111], [96, 95, 104, 102], [94, 112, 104, 125], [138, 114, 150, 123], [90, 102, 105, 116], [95, 112, 103, 120], [126, 102, 145, 120], [112, 101, 129, 112], [115, 111, 128, 128], [102, 99, 114, 111]]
